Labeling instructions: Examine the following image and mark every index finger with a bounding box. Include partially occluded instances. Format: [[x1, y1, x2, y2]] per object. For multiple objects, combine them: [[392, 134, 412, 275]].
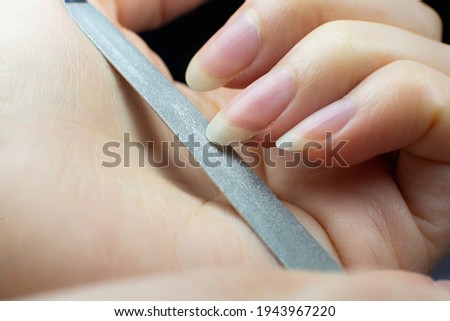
[[114, 0, 205, 31]]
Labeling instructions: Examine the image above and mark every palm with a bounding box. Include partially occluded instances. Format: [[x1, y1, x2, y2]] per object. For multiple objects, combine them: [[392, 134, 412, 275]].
[[0, 0, 441, 298]]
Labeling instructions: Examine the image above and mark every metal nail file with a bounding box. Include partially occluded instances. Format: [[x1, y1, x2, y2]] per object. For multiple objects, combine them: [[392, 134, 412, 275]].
[[64, 0, 342, 272]]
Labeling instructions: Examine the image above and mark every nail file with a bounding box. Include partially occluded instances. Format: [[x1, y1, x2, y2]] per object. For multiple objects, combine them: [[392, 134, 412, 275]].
[[64, 0, 342, 272]]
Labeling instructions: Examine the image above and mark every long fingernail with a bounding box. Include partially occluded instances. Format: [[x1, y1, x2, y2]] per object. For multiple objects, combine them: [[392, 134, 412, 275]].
[[186, 10, 260, 91], [206, 115, 258, 146], [276, 97, 354, 150], [206, 68, 294, 145]]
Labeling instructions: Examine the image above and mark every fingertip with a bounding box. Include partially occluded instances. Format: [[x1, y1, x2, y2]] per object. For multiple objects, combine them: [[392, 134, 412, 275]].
[[185, 55, 231, 91], [275, 132, 302, 151], [206, 112, 256, 145]]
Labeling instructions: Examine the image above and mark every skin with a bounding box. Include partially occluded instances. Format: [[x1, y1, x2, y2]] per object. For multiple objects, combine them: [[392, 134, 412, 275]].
[[0, 0, 449, 299]]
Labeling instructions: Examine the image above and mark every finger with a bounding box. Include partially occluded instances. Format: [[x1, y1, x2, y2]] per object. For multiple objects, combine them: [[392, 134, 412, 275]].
[[204, 21, 450, 145], [94, 0, 205, 32], [277, 61, 450, 163], [276, 60, 450, 256], [186, 0, 442, 91], [80, 1, 177, 78], [32, 269, 450, 300]]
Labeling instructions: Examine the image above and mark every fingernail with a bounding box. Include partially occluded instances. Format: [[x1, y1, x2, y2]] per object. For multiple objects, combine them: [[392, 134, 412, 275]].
[[186, 10, 260, 91], [436, 281, 450, 295], [206, 68, 294, 145], [276, 97, 354, 150], [206, 112, 257, 146]]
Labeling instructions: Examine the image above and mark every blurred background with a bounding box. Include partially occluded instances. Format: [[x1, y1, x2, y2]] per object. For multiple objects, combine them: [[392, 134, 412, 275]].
[[141, 0, 450, 279]]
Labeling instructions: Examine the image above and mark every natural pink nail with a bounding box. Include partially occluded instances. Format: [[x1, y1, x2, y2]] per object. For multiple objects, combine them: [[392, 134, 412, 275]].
[[186, 10, 260, 91], [277, 98, 354, 150], [206, 68, 294, 145]]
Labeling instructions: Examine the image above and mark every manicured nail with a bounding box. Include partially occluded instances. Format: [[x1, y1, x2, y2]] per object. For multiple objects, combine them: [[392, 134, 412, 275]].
[[186, 10, 260, 91], [276, 97, 354, 150], [206, 68, 294, 145]]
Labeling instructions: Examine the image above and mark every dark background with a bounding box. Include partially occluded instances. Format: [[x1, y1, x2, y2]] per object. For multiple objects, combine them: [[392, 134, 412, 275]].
[[141, 1, 449, 279], [142, 0, 449, 83], [142, 0, 243, 82]]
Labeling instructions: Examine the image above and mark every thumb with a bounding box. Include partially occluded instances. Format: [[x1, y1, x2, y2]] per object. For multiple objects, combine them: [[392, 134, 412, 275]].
[[32, 269, 450, 300]]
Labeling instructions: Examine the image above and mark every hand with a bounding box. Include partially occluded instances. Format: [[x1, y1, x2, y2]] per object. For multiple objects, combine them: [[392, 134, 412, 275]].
[[0, 0, 448, 300], [36, 269, 450, 300], [187, 0, 450, 284], [186, 0, 443, 91]]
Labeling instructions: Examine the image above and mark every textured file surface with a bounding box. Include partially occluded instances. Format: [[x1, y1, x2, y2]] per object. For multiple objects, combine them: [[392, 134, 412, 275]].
[[64, 0, 342, 272]]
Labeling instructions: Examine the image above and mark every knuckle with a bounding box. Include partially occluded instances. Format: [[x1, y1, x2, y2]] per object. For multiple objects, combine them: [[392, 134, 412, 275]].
[[318, 20, 355, 39], [388, 60, 425, 73], [384, 60, 424, 86], [383, 60, 435, 103], [289, 20, 358, 77], [312, 20, 357, 52]]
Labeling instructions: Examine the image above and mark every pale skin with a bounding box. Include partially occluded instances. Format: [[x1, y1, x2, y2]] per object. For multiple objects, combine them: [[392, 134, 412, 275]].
[[0, 0, 449, 299]]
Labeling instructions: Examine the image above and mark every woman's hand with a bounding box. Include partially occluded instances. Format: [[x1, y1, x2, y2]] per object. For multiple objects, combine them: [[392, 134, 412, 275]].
[[0, 0, 449, 300], [186, 0, 450, 284]]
